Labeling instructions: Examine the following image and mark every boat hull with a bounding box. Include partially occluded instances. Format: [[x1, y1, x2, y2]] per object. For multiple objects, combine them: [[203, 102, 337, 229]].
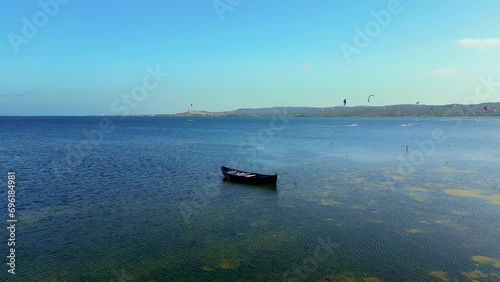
[[221, 166, 277, 185]]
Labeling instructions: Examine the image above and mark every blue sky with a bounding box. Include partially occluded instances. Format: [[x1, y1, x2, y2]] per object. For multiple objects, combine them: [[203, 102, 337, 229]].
[[1, 0, 500, 115]]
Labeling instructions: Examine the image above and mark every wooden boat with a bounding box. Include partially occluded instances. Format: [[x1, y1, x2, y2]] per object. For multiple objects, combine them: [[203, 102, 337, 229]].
[[221, 166, 278, 185]]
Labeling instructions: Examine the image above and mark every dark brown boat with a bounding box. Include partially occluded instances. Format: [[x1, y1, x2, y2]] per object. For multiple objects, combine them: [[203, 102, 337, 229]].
[[221, 166, 278, 185]]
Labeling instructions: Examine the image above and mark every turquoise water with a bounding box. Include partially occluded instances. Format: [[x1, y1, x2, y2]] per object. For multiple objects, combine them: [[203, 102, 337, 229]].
[[0, 116, 499, 281]]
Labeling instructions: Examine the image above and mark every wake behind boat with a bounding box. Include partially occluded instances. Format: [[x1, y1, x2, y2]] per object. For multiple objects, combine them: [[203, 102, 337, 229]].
[[221, 166, 278, 185]]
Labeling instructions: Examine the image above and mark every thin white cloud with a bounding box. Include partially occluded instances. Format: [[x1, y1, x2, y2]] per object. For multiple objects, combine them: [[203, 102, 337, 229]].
[[457, 38, 500, 50], [428, 68, 457, 77]]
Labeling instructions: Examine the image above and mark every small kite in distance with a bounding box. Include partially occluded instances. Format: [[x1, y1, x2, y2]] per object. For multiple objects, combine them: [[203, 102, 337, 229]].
[[416, 102, 419, 105], [343, 99, 347, 106], [367, 95, 375, 102]]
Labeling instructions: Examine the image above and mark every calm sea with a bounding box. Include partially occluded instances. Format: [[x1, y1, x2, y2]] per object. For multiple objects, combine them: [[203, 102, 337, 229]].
[[0, 116, 499, 281]]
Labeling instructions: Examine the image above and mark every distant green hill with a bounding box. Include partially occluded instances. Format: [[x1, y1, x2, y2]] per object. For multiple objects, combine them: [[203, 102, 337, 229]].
[[170, 103, 500, 117]]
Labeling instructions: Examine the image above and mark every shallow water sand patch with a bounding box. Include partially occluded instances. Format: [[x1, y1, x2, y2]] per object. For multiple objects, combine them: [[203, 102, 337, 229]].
[[219, 261, 239, 269], [201, 261, 241, 271], [408, 192, 429, 202], [458, 255, 500, 280], [362, 278, 383, 282], [320, 199, 341, 206], [445, 189, 483, 198], [201, 265, 215, 271], [462, 269, 500, 280], [430, 219, 469, 232], [423, 182, 447, 188], [434, 220, 450, 224], [198, 239, 244, 272], [428, 270, 449, 281], [472, 255, 500, 268], [403, 186, 430, 202], [444, 189, 500, 205], [326, 217, 344, 227], [450, 210, 468, 216], [486, 194, 500, 205], [406, 228, 425, 234], [436, 167, 476, 174], [390, 175, 405, 181], [404, 187, 429, 192], [355, 177, 365, 183], [319, 191, 333, 196]]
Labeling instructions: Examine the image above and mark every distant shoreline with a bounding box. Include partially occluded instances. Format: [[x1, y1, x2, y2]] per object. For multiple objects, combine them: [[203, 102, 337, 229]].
[[2, 102, 499, 117]]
